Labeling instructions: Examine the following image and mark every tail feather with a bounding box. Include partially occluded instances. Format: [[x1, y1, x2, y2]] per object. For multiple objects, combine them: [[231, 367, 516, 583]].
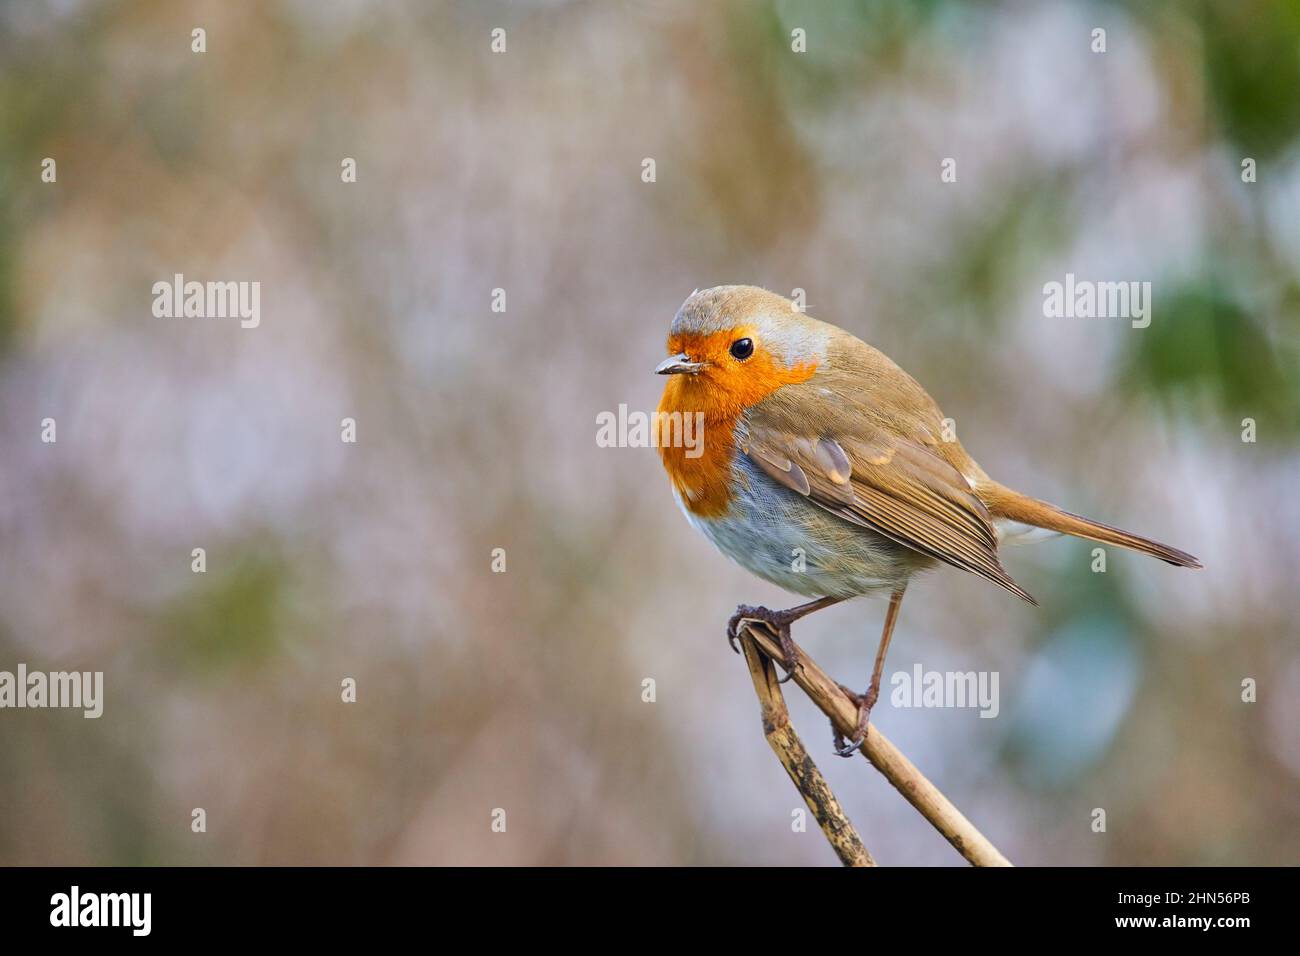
[[978, 482, 1203, 569]]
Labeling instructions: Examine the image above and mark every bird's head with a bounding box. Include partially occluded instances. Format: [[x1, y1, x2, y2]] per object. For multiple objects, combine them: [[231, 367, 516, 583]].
[[656, 286, 828, 418]]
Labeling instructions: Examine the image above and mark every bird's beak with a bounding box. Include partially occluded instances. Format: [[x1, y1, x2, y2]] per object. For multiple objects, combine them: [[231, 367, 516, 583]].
[[655, 353, 705, 375]]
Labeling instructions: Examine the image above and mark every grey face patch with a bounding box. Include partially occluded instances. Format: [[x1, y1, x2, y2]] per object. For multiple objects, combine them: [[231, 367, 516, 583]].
[[670, 285, 831, 370], [670, 286, 761, 337]]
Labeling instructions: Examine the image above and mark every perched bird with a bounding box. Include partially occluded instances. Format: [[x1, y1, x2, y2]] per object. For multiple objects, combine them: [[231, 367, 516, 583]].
[[656, 285, 1201, 755]]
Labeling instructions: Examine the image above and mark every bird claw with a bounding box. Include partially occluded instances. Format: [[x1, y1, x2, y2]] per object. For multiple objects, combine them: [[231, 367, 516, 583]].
[[834, 735, 863, 758], [725, 610, 748, 654], [726, 604, 801, 678], [832, 690, 873, 757]]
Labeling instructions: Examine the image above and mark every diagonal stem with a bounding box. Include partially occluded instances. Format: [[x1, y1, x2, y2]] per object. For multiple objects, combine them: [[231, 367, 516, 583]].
[[739, 618, 1012, 867], [739, 633, 875, 867]]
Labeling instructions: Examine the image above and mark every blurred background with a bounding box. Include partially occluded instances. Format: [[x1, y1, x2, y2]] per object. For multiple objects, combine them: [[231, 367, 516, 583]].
[[1, 0, 1297, 866]]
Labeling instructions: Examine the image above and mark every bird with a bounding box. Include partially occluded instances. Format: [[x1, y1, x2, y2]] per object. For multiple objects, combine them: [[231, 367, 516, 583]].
[[655, 285, 1201, 756]]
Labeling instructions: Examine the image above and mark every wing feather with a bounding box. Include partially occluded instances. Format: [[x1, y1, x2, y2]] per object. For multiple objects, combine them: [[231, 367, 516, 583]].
[[744, 390, 1036, 604]]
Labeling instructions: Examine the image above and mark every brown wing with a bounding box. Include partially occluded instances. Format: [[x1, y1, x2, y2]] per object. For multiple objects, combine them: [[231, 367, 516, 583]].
[[743, 392, 1037, 605]]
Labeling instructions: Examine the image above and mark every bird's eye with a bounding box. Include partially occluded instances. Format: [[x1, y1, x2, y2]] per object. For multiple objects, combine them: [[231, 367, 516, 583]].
[[729, 338, 754, 361]]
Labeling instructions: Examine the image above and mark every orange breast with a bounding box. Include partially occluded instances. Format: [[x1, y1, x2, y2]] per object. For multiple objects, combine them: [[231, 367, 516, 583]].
[[655, 397, 740, 518], [657, 329, 817, 518]]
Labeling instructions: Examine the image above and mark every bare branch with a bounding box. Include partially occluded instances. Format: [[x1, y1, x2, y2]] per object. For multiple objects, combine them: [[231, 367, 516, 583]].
[[740, 633, 875, 867], [739, 619, 1012, 867]]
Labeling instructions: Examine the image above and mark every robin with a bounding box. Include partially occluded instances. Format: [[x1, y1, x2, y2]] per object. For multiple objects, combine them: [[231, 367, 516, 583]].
[[655, 285, 1201, 756]]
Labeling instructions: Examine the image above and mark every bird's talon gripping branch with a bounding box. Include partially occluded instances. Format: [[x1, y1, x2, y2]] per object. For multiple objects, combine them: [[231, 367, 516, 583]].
[[833, 687, 879, 757], [725, 608, 761, 654], [775, 623, 801, 682], [727, 604, 801, 677], [834, 734, 864, 758], [726, 596, 846, 683]]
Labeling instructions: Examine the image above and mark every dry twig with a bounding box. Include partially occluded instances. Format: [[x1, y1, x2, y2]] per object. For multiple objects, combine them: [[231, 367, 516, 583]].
[[738, 618, 1012, 867], [739, 634, 875, 866]]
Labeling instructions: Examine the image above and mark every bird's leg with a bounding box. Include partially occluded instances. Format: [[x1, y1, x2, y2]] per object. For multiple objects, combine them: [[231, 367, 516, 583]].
[[834, 587, 906, 757], [727, 596, 844, 683]]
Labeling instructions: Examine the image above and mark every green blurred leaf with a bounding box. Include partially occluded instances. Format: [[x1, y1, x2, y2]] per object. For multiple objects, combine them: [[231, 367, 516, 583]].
[[158, 553, 286, 676], [1123, 282, 1300, 434], [1195, 0, 1300, 159]]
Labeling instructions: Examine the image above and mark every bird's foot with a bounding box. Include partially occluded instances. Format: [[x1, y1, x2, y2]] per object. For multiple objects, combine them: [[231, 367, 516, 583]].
[[726, 604, 802, 683], [832, 684, 878, 757]]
